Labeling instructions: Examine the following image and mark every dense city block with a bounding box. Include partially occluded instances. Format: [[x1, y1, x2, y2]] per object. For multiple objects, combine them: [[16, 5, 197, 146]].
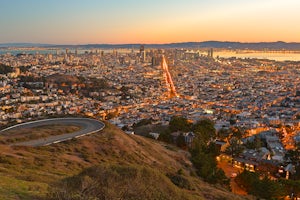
[[1, 47, 300, 197]]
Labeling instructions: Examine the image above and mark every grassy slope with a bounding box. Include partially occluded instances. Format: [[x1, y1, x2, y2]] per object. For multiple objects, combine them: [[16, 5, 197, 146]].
[[0, 125, 81, 144], [0, 122, 253, 200]]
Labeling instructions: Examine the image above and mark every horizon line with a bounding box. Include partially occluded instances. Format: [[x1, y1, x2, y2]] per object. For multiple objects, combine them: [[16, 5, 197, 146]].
[[1, 40, 300, 46]]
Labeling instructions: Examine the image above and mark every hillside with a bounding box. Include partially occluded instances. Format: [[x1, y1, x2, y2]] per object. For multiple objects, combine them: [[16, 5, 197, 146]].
[[0, 122, 252, 199]]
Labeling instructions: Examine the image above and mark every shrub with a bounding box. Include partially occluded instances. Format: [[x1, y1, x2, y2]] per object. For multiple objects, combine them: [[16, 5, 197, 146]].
[[167, 173, 192, 190]]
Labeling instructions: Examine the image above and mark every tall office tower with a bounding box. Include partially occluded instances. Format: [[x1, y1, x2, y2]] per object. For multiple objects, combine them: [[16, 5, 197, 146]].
[[140, 45, 145, 53], [143, 50, 146, 62], [48, 54, 53, 61], [140, 45, 146, 62], [69, 55, 74, 62], [113, 49, 118, 57], [151, 57, 157, 67], [207, 48, 214, 58], [75, 48, 78, 56], [64, 49, 68, 60]]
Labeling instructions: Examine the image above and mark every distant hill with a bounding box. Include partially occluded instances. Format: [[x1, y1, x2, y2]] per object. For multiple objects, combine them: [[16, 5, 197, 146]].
[[193, 41, 300, 50], [0, 122, 251, 200], [1, 41, 300, 50], [0, 43, 52, 48]]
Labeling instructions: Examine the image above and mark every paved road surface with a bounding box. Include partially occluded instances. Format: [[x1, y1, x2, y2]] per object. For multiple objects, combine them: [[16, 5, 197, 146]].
[[217, 161, 247, 195], [0, 118, 105, 147]]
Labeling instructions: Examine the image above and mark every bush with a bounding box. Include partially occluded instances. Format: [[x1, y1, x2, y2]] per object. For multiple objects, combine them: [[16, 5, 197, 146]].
[[167, 173, 192, 190]]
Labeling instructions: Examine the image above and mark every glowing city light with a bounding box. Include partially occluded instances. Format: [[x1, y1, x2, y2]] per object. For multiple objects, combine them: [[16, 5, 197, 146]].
[[161, 55, 179, 98]]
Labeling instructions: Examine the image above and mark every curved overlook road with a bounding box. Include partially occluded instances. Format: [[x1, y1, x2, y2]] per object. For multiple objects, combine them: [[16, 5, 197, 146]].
[[0, 118, 105, 147]]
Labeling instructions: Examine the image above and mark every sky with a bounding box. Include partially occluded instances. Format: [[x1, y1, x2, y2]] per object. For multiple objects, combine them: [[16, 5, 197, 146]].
[[0, 0, 300, 44]]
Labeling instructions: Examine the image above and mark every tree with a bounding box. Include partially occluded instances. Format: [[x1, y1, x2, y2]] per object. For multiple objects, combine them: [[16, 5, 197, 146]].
[[280, 179, 300, 198], [158, 129, 172, 143], [285, 143, 300, 180], [225, 137, 244, 158], [189, 124, 229, 188], [225, 127, 244, 157], [19, 65, 30, 72], [169, 116, 191, 132], [133, 118, 152, 128], [176, 133, 186, 148], [285, 143, 300, 165], [121, 125, 129, 131], [253, 135, 263, 150], [192, 118, 216, 145], [190, 149, 229, 186], [0, 64, 13, 74], [229, 118, 236, 125], [230, 126, 243, 140], [244, 135, 263, 150], [120, 86, 129, 93], [105, 111, 118, 120], [206, 142, 221, 157], [217, 128, 230, 140], [236, 171, 286, 199]]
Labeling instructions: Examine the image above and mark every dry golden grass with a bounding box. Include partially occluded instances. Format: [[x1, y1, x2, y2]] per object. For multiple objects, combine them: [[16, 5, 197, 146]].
[[0, 125, 81, 144], [0, 122, 254, 200]]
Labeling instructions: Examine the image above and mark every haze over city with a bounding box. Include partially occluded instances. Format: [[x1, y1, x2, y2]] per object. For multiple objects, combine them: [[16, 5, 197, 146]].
[[1, 0, 300, 44]]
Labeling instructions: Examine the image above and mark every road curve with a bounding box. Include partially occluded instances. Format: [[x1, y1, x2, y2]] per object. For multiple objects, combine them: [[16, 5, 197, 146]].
[[0, 118, 105, 147]]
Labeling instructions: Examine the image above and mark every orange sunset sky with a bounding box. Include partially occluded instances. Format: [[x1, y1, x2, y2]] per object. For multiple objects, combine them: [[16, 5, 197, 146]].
[[1, 0, 300, 44]]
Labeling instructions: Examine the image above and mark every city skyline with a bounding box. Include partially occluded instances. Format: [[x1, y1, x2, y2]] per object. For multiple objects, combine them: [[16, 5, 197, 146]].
[[1, 0, 300, 44]]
